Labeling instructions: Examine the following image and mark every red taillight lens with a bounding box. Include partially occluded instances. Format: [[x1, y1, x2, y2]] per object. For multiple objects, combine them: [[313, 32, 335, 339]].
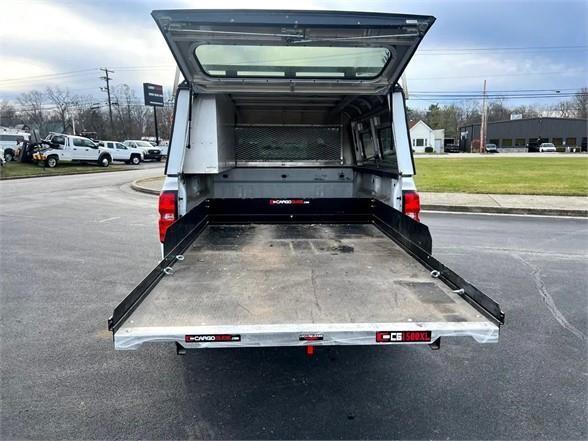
[[403, 191, 421, 222], [158, 191, 177, 242]]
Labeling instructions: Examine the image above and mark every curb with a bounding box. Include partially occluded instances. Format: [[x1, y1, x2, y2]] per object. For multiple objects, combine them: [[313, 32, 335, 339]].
[[131, 178, 161, 195], [422, 204, 587, 218], [1, 166, 134, 181], [129, 179, 587, 217]]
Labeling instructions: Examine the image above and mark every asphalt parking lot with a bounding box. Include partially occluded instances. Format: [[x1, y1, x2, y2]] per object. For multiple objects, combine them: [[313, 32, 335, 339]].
[[1, 170, 586, 440]]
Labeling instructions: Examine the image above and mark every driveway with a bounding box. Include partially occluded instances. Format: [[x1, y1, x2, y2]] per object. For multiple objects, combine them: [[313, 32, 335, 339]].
[[1, 171, 586, 440]]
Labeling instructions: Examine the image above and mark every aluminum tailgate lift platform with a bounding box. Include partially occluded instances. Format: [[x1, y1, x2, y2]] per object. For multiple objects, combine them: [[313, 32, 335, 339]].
[[109, 199, 504, 350]]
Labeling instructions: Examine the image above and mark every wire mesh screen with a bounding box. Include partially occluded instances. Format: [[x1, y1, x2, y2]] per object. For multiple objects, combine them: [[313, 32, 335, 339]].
[[234, 126, 341, 162]]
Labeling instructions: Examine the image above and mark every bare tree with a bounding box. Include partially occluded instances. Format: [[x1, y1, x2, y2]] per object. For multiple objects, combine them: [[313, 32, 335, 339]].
[[487, 99, 511, 122], [572, 87, 588, 119], [0, 101, 18, 127], [158, 105, 174, 140], [46, 86, 79, 134], [555, 101, 574, 118], [112, 84, 138, 139], [510, 104, 540, 119], [406, 107, 427, 125], [76, 97, 108, 136], [458, 100, 482, 126], [18, 90, 48, 134]]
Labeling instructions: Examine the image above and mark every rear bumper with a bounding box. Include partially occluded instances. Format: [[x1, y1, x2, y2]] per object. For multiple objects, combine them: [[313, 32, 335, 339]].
[[114, 321, 499, 350]]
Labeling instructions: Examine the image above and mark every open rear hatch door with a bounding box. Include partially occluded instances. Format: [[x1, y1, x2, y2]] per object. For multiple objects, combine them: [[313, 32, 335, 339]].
[[152, 9, 435, 94]]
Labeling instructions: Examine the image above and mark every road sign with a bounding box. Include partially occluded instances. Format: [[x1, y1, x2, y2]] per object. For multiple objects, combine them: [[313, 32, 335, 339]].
[[143, 83, 164, 107]]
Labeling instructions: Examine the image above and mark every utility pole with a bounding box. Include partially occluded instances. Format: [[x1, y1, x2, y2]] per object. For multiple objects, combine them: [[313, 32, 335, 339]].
[[479, 79, 488, 154], [100, 67, 114, 135]]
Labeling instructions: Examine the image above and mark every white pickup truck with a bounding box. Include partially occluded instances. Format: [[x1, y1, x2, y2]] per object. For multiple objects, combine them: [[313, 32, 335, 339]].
[[99, 141, 144, 165], [109, 9, 504, 354], [123, 140, 163, 161], [33, 133, 113, 168]]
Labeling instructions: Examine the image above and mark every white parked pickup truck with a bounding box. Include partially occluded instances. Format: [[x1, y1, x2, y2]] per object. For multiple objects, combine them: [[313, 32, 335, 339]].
[[109, 9, 504, 354], [33, 133, 112, 168], [123, 140, 163, 161], [99, 140, 144, 165]]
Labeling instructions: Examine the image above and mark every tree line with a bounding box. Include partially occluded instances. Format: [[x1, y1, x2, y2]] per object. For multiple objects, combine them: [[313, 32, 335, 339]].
[[0, 85, 174, 141], [407, 88, 588, 139], [1, 86, 586, 141]]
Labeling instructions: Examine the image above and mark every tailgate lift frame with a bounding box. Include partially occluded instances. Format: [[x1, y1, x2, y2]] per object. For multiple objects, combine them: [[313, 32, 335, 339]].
[[108, 198, 504, 349]]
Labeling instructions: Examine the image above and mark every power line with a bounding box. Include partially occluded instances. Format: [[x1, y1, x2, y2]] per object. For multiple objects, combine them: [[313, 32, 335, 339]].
[[0, 68, 99, 84], [416, 45, 588, 55], [111, 64, 175, 70], [411, 88, 584, 94], [0, 66, 171, 87], [418, 45, 588, 52], [407, 94, 584, 101], [409, 70, 588, 80], [410, 91, 586, 98]]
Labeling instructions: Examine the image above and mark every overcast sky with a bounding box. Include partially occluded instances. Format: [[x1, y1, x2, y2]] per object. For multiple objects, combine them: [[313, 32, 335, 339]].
[[0, 0, 586, 109]]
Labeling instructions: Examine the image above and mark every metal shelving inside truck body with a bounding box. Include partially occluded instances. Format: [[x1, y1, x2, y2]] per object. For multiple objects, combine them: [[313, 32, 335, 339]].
[[108, 9, 504, 352]]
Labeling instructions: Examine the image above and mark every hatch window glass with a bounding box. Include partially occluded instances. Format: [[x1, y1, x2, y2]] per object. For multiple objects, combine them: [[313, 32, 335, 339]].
[[378, 126, 394, 156], [195, 45, 391, 79], [360, 131, 376, 159]]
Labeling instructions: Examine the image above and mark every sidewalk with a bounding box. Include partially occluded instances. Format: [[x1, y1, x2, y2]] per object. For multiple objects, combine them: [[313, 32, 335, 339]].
[[131, 176, 163, 194], [420, 192, 587, 217], [132, 176, 587, 217]]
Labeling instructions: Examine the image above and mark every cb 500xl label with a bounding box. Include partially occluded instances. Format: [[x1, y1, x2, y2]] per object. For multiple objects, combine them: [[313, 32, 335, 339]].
[[269, 199, 310, 205], [185, 334, 241, 343], [376, 331, 431, 343]]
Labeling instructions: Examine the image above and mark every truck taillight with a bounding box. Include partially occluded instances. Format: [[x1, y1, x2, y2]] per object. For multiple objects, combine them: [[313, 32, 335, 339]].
[[403, 190, 421, 222], [158, 191, 177, 242]]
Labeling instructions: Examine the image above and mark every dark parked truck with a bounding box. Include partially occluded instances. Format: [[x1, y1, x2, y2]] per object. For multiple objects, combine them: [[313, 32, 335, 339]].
[[109, 9, 504, 352]]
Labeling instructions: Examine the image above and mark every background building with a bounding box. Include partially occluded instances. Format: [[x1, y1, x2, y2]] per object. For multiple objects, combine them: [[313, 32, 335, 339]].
[[410, 120, 445, 153], [459, 117, 588, 152]]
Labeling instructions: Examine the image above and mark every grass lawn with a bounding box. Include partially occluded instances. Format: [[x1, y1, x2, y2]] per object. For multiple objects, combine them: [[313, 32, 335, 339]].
[[0, 161, 132, 180], [414, 156, 588, 196]]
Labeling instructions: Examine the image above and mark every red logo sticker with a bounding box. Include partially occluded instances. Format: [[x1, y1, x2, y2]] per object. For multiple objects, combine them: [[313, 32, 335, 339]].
[[376, 331, 431, 343]]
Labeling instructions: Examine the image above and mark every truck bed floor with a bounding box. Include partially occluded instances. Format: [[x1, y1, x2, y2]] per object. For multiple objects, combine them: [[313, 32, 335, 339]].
[[122, 224, 487, 329]]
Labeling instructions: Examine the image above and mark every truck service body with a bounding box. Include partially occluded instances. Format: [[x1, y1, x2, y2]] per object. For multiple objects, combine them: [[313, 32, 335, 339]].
[[109, 9, 504, 352]]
